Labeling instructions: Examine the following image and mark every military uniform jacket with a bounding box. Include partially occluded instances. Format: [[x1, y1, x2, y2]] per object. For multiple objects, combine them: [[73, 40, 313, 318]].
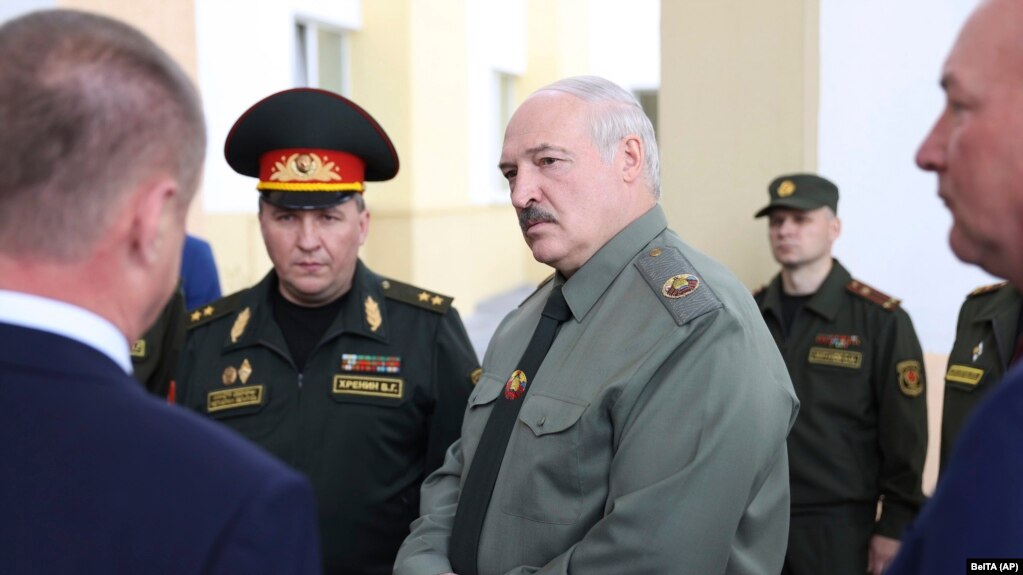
[[941, 283, 1022, 475], [178, 260, 478, 575], [754, 261, 927, 538], [131, 288, 185, 397], [395, 206, 799, 575]]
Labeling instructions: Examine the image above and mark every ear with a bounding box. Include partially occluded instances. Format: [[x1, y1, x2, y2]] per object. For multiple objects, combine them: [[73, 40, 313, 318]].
[[357, 207, 371, 247], [128, 177, 179, 266], [620, 135, 644, 184], [829, 215, 842, 242]]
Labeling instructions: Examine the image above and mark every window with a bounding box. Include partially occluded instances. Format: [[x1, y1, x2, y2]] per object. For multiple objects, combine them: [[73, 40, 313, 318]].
[[294, 21, 349, 95], [493, 71, 518, 193]]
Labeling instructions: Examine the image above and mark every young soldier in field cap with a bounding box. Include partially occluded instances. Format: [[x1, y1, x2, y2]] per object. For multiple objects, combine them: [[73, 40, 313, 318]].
[[176, 88, 480, 575], [752, 173, 928, 575]]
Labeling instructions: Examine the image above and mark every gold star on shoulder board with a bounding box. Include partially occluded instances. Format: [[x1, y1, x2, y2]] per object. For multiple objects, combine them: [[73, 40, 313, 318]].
[[418, 291, 430, 302], [190, 310, 202, 322], [203, 305, 214, 317], [431, 295, 444, 306]]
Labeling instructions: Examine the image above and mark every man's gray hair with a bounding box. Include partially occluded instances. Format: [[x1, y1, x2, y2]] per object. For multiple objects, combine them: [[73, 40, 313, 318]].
[[0, 9, 206, 260], [538, 76, 661, 198]]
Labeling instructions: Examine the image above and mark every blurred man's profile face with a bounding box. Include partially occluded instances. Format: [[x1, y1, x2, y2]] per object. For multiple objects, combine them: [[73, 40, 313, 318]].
[[916, 0, 1023, 280], [499, 91, 635, 277], [767, 207, 838, 270], [258, 199, 368, 307]]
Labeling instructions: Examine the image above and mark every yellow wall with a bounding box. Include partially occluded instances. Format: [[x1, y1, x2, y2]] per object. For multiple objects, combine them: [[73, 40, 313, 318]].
[[352, 0, 547, 312], [659, 0, 819, 290]]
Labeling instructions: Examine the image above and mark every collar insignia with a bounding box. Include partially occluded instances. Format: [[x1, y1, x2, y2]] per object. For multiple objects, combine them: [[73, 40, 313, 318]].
[[365, 295, 382, 332], [231, 307, 251, 343]]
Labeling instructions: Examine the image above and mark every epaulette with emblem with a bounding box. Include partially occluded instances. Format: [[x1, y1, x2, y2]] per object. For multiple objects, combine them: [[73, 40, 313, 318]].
[[381, 278, 452, 314], [187, 291, 247, 329], [968, 281, 1008, 298], [635, 245, 722, 326], [847, 279, 901, 311]]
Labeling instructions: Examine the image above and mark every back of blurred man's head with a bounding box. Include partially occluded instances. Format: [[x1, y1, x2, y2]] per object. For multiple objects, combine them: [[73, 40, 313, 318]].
[[0, 9, 206, 261]]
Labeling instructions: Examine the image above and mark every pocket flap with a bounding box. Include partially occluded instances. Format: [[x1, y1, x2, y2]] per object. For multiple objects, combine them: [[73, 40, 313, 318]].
[[468, 374, 503, 407], [519, 394, 587, 437]]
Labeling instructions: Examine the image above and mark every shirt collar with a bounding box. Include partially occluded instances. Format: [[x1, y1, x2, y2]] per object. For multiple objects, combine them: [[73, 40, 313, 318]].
[[561, 205, 668, 321], [0, 290, 132, 374], [759, 259, 851, 323]]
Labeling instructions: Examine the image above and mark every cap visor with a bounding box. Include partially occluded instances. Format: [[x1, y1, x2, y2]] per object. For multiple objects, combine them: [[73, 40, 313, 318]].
[[754, 197, 825, 218], [260, 191, 356, 210]]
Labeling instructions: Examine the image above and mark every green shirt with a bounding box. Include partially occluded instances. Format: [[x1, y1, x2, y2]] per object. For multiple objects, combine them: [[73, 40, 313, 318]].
[[177, 260, 479, 575], [396, 205, 798, 575], [755, 260, 928, 538], [941, 283, 1022, 475]]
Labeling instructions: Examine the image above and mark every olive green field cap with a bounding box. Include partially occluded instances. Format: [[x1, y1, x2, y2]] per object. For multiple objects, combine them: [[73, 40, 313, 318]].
[[754, 173, 839, 218]]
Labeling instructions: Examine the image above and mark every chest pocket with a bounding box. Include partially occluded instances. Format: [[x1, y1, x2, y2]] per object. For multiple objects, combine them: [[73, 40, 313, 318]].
[[498, 393, 588, 525]]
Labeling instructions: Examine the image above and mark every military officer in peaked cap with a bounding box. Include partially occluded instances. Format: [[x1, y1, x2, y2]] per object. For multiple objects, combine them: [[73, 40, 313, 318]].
[[752, 174, 928, 575], [176, 88, 480, 575]]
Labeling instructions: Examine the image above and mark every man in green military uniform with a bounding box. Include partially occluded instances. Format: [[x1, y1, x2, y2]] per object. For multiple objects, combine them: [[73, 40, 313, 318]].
[[941, 281, 1022, 475], [753, 174, 928, 575], [130, 288, 185, 398], [395, 76, 798, 575], [177, 89, 479, 575]]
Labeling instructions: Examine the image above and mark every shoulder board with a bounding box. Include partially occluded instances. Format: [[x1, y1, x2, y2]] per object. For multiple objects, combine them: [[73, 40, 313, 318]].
[[186, 291, 247, 330], [968, 281, 1008, 298], [846, 279, 900, 311], [634, 245, 723, 326], [381, 278, 452, 314]]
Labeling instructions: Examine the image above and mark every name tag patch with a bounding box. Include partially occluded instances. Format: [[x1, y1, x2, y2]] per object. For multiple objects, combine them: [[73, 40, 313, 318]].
[[207, 385, 265, 413], [946, 364, 984, 387], [333, 375, 404, 400], [808, 347, 863, 369]]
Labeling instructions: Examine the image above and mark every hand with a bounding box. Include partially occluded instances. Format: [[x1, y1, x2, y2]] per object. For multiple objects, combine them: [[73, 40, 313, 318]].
[[867, 534, 900, 575]]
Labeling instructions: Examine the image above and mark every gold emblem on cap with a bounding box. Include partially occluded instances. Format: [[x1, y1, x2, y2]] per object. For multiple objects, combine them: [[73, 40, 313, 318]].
[[365, 296, 382, 333], [270, 152, 342, 183], [777, 180, 796, 198], [231, 307, 251, 344], [222, 366, 238, 386], [239, 358, 253, 384]]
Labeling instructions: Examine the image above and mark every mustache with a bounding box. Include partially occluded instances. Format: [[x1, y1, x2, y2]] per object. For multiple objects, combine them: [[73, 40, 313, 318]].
[[518, 206, 558, 232]]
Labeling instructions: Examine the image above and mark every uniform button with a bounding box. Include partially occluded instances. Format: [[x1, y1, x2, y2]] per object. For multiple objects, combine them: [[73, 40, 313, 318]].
[[649, 248, 662, 257], [381, 280, 391, 289], [537, 415, 547, 427]]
